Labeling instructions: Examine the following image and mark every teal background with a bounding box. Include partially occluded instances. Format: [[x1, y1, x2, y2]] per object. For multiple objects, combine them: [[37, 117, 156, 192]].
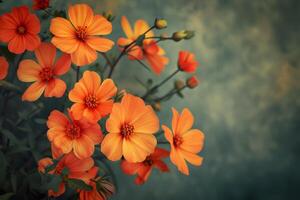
[[1, 0, 300, 199]]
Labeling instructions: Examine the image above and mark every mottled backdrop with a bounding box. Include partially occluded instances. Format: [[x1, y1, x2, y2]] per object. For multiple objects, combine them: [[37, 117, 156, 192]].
[[1, 0, 300, 199]]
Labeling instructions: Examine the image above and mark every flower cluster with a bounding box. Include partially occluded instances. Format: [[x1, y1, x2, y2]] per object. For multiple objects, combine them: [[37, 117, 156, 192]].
[[0, 1, 205, 199]]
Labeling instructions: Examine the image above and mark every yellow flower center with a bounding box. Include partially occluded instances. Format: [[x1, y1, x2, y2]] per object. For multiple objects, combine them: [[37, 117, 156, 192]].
[[85, 94, 99, 109], [173, 135, 183, 147], [76, 26, 88, 41], [143, 156, 153, 166], [17, 26, 26, 35], [39, 67, 54, 82], [120, 123, 134, 139], [66, 123, 81, 139]]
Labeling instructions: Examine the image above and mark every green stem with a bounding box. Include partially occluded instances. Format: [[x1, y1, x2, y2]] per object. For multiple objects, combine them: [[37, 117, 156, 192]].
[[142, 69, 180, 99], [154, 86, 187, 102], [76, 66, 80, 82]]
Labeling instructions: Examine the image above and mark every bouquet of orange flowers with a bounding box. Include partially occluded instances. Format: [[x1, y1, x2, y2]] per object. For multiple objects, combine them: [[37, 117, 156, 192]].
[[0, 1, 205, 199]]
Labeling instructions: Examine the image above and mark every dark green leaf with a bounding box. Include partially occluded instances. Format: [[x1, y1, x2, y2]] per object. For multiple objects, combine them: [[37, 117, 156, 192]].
[[46, 174, 62, 193], [67, 178, 92, 191], [0, 129, 19, 145], [0, 151, 7, 184], [177, 91, 184, 98], [61, 167, 69, 176], [135, 34, 145, 46], [0, 193, 14, 200]]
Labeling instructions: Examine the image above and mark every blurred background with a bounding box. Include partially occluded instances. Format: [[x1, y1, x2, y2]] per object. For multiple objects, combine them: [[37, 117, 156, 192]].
[[1, 0, 300, 199]]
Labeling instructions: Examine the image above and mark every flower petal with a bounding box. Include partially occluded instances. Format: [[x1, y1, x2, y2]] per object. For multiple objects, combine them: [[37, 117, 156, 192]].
[[68, 4, 94, 28], [53, 135, 73, 154], [25, 14, 41, 34], [181, 129, 205, 153], [180, 150, 203, 166], [73, 135, 95, 159], [170, 147, 189, 175], [121, 16, 133, 39], [35, 43, 56, 68], [83, 124, 103, 144], [134, 19, 153, 37], [47, 109, 69, 129], [24, 33, 41, 51], [101, 133, 123, 161], [120, 160, 140, 175], [176, 108, 194, 135], [64, 153, 94, 172], [70, 103, 85, 120], [96, 79, 117, 100], [8, 35, 26, 54], [71, 42, 97, 66], [96, 100, 114, 117], [81, 70, 101, 93], [68, 82, 88, 103], [86, 36, 114, 52], [53, 53, 71, 75], [17, 59, 42, 82], [0, 56, 9, 80], [44, 78, 67, 98], [50, 17, 75, 38], [51, 36, 79, 54], [132, 105, 159, 134], [22, 81, 46, 101], [87, 15, 112, 35]]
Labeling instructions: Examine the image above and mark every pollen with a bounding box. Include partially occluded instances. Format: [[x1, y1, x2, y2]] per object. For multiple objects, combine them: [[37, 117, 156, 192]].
[[173, 135, 183, 147], [17, 26, 26, 35], [84, 94, 99, 109], [120, 123, 134, 139], [39, 67, 54, 82], [66, 123, 81, 139], [76, 26, 88, 41]]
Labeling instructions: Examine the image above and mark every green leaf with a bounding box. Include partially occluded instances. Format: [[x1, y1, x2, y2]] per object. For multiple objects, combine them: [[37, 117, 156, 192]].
[[0, 129, 19, 145], [46, 174, 62, 193], [177, 91, 184, 98], [61, 167, 69, 176], [0, 193, 14, 200], [34, 118, 47, 125], [6, 145, 31, 155], [67, 178, 92, 191], [0, 151, 7, 184]]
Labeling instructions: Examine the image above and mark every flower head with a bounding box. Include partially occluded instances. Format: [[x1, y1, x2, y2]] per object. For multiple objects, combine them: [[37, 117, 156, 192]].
[[38, 152, 94, 197], [178, 51, 199, 73], [50, 4, 114, 66], [79, 167, 115, 200], [101, 93, 159, 162], [0, 6, 41, 54], [47, 109, 103, 159], [68, 70, 117, 123], [33, 0, 50, 10], [120, 147, 169, 185], [0, 56, 9, 80], [118, 16, 168, 75], [17, 42, 71, 101], [162, 108, 204, 175], [186, 76, 199, 88]]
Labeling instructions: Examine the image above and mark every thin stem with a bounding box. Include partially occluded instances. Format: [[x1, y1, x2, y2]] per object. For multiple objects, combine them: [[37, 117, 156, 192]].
[[142, 69, 180, 99], [158, 141, 169, 144], [107, 26, 155, 78], [76, 66, 80, 82], [154, 86, 187, 102]]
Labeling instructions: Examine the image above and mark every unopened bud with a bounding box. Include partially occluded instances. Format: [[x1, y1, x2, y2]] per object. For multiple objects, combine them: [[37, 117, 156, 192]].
[[184, 30, 195, 40], [103, 11, 115, 22], [172, 30, 187, 42], [152, 102, 161, 111], [155, 18, 167, 29], [174, 80, 185, 90], [186, 76, 199, 89]]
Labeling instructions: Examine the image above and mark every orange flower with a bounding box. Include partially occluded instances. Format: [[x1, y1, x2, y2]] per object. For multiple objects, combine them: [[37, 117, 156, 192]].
[[118, 16, 168, 75], [68, 70, 117, 123], [120, 147, 169, 185], [38, 152, 94, 197], [79, 167, 115, 200], [0, 56, 9, 80], [33, 0, 50, 10], [0, 6, 41, 54], [101, 93, 159, 162], [17, 42, 71, 101], [50, 4, 114, 66], [162, 108, 204, 175], [178, 51, 199, 73], [47, 109, 103, 159]]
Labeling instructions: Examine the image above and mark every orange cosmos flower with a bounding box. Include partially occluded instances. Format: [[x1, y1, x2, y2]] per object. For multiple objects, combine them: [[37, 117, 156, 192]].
[[68, 70, 117, 123], [118, 16, 168, 75], [79, 167, 115, 200], [162, 108, 205, 175], [50, 4, 114, 66], [178, 51, 199, 73], [0, 6, 40, 54], [47, 109, 103, 159], [33, 0, 50, 10], [120, 147, 169, 185], [38, 152, 94, 197], [0, 56, 9, 80], [101, 93, 159, 163], [17, 42, 71, 101]]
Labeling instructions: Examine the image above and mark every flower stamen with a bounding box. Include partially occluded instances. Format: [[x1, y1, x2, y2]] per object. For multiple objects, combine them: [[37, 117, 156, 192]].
[[84, 94, 99, 109], [17, 26, 26, 35], [76, 26, 88, 41], [143, 156, 153, 166], [66, 123, 81, 139], [39, 67, 54, 82], [120, 123, 134, 139], [173, 135, 183, 147]]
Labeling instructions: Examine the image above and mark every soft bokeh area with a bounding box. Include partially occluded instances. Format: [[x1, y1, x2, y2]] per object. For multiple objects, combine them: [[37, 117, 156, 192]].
[[1, 0, 300, 199]]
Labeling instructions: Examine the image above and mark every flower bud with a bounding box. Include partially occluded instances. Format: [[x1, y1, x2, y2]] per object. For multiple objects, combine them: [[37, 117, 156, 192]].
[[184, 30, 195, 40], [172, 31, 187, 42], [186, 76, 199, 89], [155, 18, 167, 29], [103, 11, 115, 22], [152, 102, 161, 111], [174, 80, 185, 90]]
